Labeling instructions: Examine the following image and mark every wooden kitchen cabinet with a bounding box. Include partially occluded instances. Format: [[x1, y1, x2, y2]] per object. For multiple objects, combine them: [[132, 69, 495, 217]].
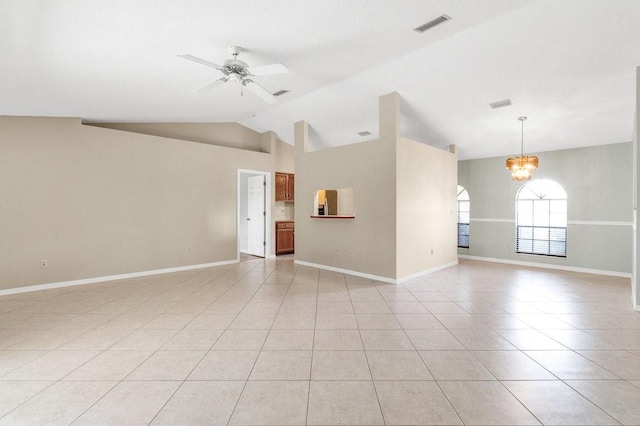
[[276, 221, 295, 255], [275, 172, 294, 201]]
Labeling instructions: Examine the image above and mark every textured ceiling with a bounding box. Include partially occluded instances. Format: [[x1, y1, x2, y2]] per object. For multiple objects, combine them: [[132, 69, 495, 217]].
[[2, 0, 639, 159]]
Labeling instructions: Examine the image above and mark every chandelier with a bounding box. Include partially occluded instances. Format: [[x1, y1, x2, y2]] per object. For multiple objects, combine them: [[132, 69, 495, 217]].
[[506, 116, 538, 181]]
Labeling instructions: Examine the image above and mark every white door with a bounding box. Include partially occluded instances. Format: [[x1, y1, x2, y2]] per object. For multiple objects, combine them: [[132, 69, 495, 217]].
[[247, 175, 265, 257]]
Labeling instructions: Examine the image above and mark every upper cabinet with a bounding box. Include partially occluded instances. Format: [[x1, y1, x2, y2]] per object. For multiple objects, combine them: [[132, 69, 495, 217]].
[[275, 172, 294, 201]]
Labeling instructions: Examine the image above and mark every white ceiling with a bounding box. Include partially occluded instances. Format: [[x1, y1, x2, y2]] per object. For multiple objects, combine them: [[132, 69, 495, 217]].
[[2, 0, 639, 160]]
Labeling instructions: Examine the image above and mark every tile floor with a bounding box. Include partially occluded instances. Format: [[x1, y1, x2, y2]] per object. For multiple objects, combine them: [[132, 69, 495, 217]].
[[0, 257, 639, 425]]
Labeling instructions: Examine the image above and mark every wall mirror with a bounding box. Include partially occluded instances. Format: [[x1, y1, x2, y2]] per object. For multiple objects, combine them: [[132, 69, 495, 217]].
[[313, 188, 354, 218]]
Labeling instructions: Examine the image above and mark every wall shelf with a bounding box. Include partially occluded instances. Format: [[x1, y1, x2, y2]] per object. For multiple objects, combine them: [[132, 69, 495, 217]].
[[310, 215, 355, 219]]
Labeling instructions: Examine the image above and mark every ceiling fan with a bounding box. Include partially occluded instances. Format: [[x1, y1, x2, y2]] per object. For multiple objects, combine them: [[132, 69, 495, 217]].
[[177, 46, 288, 104]]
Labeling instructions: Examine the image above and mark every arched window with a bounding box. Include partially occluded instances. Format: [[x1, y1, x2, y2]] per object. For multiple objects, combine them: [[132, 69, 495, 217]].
[[516, 179, 567, 257], [457, 185, 470, 248]]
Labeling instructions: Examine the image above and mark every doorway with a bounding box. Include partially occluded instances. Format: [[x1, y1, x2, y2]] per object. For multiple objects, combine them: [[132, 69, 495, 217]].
[[237, 169, 271, 259]]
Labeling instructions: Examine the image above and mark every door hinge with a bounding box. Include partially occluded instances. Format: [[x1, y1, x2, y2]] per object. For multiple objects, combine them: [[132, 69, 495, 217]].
[[263, 241, 266, 246], [263, 211, 266, 216]]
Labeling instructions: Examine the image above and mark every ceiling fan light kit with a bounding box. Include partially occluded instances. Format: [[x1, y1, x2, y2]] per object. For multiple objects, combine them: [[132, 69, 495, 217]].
[[506, 116, 538, 181], [177, 46, 289, 104]]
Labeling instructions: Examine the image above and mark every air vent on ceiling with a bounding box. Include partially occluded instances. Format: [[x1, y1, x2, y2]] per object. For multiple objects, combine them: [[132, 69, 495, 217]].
[[413, 14, 451, 33], [272, 89, 289, 97], [489, 99, 513, 109], [358, 131, 372, 137]]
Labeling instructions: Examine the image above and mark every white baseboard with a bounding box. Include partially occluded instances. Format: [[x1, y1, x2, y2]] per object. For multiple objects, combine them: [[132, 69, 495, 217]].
[[0, 259, 239, 296], [458, 255, 632, 278], [293, 260, 458, 284]]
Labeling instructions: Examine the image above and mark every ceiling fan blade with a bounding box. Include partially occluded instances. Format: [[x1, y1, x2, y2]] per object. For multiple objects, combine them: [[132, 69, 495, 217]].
[[247, 63, 289, 76], [190, 77, 227, 94], [244, 80, 278, 104], [177, 53, 224, 70]]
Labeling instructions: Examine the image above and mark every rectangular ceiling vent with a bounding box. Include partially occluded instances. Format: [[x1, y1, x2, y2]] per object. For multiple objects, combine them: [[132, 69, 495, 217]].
[[272, 89, 289, 97], [413, 15, 451, 33], [357, 131, 372, 137], [489, 99, 513, 109]]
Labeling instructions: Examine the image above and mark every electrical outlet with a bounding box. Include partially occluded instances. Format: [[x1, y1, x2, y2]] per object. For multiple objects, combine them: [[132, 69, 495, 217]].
[[40, 259, 48, 268], [187, 247, 192, 253], [336, 249, 340, 254], [349, 250, 354, 256]]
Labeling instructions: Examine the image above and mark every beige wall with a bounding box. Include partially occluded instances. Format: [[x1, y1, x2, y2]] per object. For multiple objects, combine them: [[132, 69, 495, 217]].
[[396, 138, 457, 277], [276, 139, 295, 173], [294, 92, 457, 281], [0, 116, 276, 290], [89, 122, 268, 152]]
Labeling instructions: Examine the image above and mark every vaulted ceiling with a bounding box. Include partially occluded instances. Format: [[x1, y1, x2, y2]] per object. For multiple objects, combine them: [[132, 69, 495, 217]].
[[2, 0, 639, 159]]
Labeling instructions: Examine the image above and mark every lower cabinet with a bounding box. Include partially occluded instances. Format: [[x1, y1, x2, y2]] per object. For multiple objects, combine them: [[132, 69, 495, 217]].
[[276, 221, 294, 255]]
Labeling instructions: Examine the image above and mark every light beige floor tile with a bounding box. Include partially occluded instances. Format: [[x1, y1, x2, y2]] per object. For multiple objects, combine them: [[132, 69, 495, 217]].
[[449, 328, 517, 350], [472, 313, 532, 329], [250, 350, 312, 380], [141, 313, 197, 329], [229, 381, 308, 425], [387, 301, 429, 314], [422, 301, 467, 314], [0, 351, 46, 377], [271, 312, 316, 329], [73, 381, 180, 426], [434, 313, 490, 329], [352, 301, 391, 314], [547, 328, 619, 349], [440, 381, 541, 425], [263, 329, 314, 350], [314, 329, 363, 350], [188, 350, 258, 380], [4, 350, 99, 380], [185, 313, 236, 329], [375, 380, 461, 425], [348, 289, 384, 302], [160, 329, 223, 350], [308, 380, 384, 425], [97, 311, 159, 329], [472, 350, 556, 380], [360, 329, 413, 350], [241, 301, 282, 313], [405, 329, 465, 350], [312, 351, 371, 380], [126, 350, 205, 380], [64, 350, 153, 380], [58, 329, 132, 350], [318, 291, 351, 302], [315, 313, 358, 329], [211, 329, 269, 350], [526, 350, 619, 379], [566, 380, 640, 425], [419, 350, 495, 380], [228, 313, 276, 329], [504, 381, 618, 425], [151, 381, 245, 425], [6, 328, 87, 350], [317, 301, 354, 314], [578, 350, 640, 380], [355, 313, 401, 329], [277, 301, 317, 313], [0, 381, 53, 417], [109, 329, 178, 350], [394, 313, 444, 329], [410, 291, 451, 302], [0, 380, 116, 426], [497, 329, 569, 350], [457, 300, 505, 313], [366, 350, 433, 380]]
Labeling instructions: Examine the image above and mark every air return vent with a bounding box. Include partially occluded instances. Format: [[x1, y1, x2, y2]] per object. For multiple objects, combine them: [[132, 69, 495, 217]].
[[357, 131, 372, 137], [272, 89, 289, 97], [489, 99, 513, 109], [413, 15, 451, 33]]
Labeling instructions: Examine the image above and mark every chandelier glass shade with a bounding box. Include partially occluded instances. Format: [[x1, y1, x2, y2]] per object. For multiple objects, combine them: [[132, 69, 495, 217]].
[[506, 116, 538, 181]]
